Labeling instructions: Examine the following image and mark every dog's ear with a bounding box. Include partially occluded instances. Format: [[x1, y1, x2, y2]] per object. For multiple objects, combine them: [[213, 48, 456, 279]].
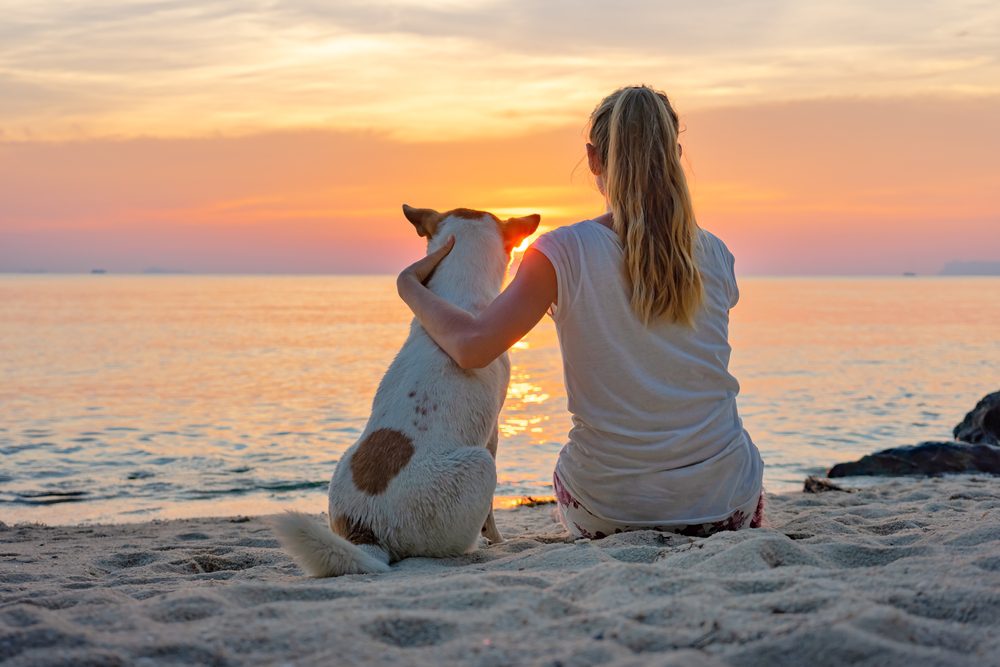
[[501, 214, 541, 252], [402, 204, 443, 238]]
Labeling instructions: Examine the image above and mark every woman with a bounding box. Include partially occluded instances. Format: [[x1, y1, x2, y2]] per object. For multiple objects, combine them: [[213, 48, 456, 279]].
[[397, 85, 764, 539]]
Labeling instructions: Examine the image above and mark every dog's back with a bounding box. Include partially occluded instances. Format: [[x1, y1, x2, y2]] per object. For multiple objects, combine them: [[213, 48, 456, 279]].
[[274, 205, 539, 576]]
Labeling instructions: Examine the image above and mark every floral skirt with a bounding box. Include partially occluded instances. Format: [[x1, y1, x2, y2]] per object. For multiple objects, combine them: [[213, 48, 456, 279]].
[[553, 470, 765, 540]]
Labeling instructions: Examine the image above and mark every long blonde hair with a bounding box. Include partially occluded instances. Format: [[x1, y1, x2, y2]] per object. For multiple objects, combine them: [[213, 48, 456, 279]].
[[589, 85, 703, 326]]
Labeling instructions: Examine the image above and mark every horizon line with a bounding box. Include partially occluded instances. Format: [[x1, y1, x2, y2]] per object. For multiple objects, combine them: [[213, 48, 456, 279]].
[[4, 271, 1000, 279]]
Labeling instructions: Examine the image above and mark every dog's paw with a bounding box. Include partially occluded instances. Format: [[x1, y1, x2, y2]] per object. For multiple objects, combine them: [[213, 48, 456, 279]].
[[480, 511, 503, 544], [480, 528, 504, 545]]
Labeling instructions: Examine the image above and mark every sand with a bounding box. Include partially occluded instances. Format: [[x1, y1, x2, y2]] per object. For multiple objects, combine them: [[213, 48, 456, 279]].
[[2, 476, 999, 666]]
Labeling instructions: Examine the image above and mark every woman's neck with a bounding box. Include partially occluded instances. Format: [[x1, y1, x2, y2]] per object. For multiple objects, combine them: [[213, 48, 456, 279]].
[[593, 211, 613, 229]]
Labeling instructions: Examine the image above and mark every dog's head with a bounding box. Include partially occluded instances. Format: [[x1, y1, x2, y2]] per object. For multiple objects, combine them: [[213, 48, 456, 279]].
[[401, 204, 540, 257]]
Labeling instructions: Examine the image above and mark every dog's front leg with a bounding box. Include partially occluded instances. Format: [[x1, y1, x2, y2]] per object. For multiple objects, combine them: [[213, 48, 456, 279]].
[[481, 424, 504, 544]]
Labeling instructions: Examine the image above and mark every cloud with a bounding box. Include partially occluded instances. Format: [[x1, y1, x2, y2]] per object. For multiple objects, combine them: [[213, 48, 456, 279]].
[[1, 0, 998, 141], [278, 0, 998, 58]]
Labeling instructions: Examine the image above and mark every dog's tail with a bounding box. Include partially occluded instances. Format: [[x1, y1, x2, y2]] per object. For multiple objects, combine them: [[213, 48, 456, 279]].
[[271, 512, 390, 577]]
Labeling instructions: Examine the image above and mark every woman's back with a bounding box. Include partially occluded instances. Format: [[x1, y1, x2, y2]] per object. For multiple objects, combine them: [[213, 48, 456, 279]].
[[532, 219, 763, 526]]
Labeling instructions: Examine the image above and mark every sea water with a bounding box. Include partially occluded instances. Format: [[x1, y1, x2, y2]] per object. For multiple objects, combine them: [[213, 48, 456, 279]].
[[2, 274, 997, 524]]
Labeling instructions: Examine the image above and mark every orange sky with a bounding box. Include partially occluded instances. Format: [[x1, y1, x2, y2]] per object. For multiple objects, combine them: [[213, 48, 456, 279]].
[[1, 1, 998, 274]]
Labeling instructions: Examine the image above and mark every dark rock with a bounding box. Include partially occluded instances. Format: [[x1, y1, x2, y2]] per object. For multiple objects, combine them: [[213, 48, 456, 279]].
[[828, 441, 1000, 477], [953, 390, 1000, 446], [803, 476, 850, 493]]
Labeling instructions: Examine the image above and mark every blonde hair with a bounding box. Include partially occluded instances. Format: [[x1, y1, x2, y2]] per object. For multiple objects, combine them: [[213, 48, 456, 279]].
[[589, 85, 703, 326]]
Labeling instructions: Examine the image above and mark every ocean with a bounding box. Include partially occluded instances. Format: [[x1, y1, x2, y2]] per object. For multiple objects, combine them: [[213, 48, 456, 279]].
[[2, 274, 997, 524]]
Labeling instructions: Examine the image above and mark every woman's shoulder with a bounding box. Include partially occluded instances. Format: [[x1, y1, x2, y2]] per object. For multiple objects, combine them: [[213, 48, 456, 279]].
[[698, 226, 724, 248], [532, 217, 609, 263], [697, 227, 735, 262], [534, 218, 616, 248], [538, 218, 597, 237], [697, 227, 740, 305]]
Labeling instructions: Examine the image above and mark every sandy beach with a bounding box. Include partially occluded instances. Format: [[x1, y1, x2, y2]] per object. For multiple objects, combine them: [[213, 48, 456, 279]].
[[1, 476, 998, 666]]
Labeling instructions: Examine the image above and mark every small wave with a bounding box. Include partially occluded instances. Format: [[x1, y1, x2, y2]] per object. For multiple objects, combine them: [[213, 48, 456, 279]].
[[25, 469, 76, 480], [121, 506, 162, 515], [16, 490, 89, 498], [183, 480, 327, 499], [257, 480, 328, 492], [4, 490, 96, 506], [0, 442, 55, 455]]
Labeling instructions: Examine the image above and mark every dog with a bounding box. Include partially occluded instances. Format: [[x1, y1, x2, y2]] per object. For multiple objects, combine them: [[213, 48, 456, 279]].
[[272, 204, 540, 576]]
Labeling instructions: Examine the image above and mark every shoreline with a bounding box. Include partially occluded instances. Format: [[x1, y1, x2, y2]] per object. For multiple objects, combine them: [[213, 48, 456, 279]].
[[3, 475, 998, 665], [0, 494, 562, 530], [0, 475, 955, 530]]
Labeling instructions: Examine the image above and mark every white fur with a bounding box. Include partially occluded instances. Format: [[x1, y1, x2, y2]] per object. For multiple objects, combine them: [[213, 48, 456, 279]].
[[275, 213, 513, 577], [271, 512, 390, 576]]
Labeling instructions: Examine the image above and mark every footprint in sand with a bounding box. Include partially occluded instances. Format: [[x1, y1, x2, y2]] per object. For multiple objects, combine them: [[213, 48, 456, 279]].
[[147, 595, 226, 623], [187, 552, 261, 573], [134, 643, 229, 667], [361, 617, 457, 648], [174, 532, 211, 541], [100, 551, 158, 569]]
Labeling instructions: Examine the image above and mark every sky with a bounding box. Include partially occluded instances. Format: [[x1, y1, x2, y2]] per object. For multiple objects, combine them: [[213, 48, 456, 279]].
[[1, 0, 998, 274]]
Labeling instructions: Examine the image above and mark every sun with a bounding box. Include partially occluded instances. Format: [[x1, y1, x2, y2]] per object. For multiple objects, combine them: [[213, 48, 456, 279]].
[[511, 226, 547, 256]]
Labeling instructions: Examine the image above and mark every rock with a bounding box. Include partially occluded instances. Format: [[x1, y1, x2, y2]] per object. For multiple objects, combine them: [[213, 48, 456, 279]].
[[803, 476, 850, 493], [953, 390, 1000, 446], [828, 441, 1000, 477]]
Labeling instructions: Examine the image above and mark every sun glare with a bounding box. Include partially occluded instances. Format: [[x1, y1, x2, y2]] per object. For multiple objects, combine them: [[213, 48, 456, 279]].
[[512, 234, 538, 255]]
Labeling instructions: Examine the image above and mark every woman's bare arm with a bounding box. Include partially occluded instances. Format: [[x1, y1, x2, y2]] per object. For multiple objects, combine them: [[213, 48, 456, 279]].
[[397, 245, 556, 369]]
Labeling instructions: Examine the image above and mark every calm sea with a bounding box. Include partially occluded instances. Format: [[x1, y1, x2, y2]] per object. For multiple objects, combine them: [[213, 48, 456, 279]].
[[2, 274, 997, 524]]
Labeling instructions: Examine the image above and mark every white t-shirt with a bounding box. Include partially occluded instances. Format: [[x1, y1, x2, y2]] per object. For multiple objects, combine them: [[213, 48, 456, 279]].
[[530, 219, 763, 526]]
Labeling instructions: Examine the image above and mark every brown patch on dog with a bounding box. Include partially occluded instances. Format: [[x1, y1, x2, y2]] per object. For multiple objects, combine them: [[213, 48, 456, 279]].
[[350, 428, 415, 495], [444, 207, 500, 223], [331, 514, 379, 545], [402, 204, 444, 238]]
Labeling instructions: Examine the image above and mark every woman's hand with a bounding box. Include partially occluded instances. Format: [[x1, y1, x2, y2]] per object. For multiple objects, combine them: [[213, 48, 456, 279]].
[[397, 235, 455, 290]]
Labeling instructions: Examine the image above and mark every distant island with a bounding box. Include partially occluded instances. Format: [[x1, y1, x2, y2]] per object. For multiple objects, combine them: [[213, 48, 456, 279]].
[[939, 261, 1000, 276]]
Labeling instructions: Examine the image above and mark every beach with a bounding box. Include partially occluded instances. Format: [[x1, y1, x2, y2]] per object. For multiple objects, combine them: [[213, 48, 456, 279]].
[[3, 475, 998, 666], [6, 3, 1000, 666]]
